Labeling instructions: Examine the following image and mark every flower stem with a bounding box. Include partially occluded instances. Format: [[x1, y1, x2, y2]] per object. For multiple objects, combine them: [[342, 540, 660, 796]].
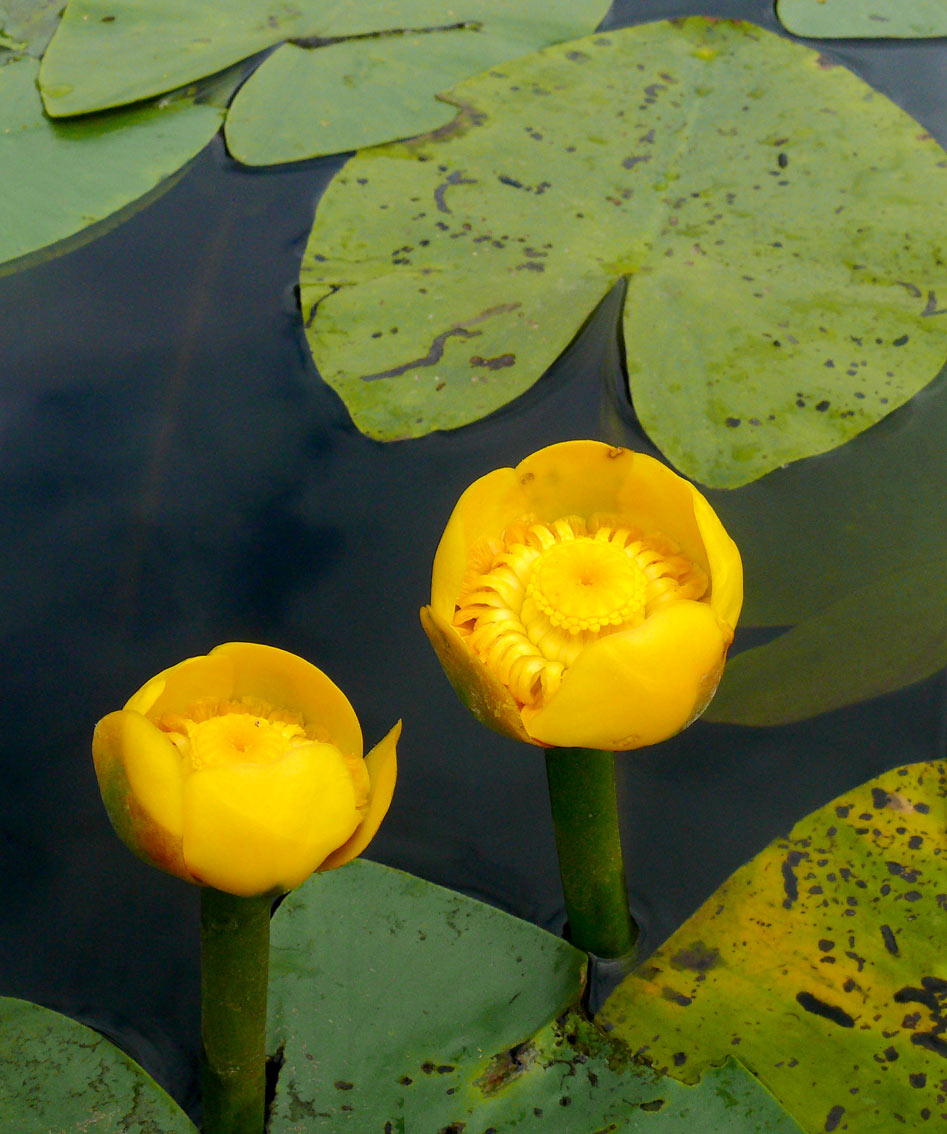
[[544, 747, 636, 959], [200, 888, 272, 1134]]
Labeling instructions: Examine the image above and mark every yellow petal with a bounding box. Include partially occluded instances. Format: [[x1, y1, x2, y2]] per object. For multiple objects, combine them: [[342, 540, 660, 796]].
[[181, 740, 361, 897], [420, 605, 534, 744], [95, 709, 185, 839], [320, 720, 401, 872], [210, 642, 363, 755], [692, 492, 743, 629], [522, 601, 730, 750], [431, 467, 528, 618], [125, 654, 235, 718], [516, 440, 640, 520], [92, 711, 192, 883]]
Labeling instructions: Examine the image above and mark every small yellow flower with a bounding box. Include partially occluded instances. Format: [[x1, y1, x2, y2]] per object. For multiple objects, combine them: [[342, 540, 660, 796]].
[[421, 441, 742, 750], [93, 643, 399, 897]]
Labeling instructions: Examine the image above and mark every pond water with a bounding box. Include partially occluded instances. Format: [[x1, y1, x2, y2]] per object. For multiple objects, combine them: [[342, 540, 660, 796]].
[[1, 0, 946, 1118]]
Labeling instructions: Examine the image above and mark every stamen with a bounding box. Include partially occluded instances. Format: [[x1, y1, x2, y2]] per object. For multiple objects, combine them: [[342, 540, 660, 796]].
[[453, 515, 709, 710]]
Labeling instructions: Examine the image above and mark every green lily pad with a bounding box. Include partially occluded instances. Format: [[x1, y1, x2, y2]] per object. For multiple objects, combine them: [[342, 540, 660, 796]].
[[267, 858, 802, 1131], [300, 18, 947, 487], [705, 366, 947, 629], [40, 0, 610, 163], [600, 760, 947, 1133], [0, 53, 225, 271], [0, 997, 197, 1132], [777, 0, 947, 39], [704, 555, 947, 725]]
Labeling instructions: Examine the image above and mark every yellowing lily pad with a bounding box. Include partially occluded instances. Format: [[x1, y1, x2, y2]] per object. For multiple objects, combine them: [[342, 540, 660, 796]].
[[39, 0, 610, 163], [600, 760, 947, 1133], [777, 0, 947, 38], [300, 18, 947, 487], [0, 54, 225, 271]]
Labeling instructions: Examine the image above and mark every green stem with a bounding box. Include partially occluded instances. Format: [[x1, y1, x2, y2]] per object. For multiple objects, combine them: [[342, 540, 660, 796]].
[[200, 888, 272, 1134], [544, 747, 636, 959]]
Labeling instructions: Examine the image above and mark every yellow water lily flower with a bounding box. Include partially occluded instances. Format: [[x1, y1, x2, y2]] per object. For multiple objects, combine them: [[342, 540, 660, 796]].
[[93, 643, 399, 897], [421, 441, 742, 751]]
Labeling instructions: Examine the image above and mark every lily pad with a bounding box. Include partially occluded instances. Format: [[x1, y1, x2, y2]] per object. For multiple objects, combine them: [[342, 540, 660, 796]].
[[0, 0, 62, 55], [300, 18, 947, 487], [39, 0, 610, 163], [600, 760, 947, 1133], [0, 53, 225, 271], [777, 0, 947, 39], [0, 997, 197, 1132], [267, 858, 802, 1131], [704, 555, 947, 725]]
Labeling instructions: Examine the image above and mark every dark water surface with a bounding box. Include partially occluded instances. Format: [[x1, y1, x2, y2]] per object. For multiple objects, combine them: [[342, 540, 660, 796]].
[[2, 0, 946, 1114]]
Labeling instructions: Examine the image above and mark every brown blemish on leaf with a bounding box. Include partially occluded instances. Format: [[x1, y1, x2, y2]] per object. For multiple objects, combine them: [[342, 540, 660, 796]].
[[434, 169, 478, 213], [662, 987, 693, 1007], [670, 942, 720, 973], [795, 991, 855, 1028], [362, 304, 520, 382], [469, 353, 516, 370], [473, 1041, 538, 1096]]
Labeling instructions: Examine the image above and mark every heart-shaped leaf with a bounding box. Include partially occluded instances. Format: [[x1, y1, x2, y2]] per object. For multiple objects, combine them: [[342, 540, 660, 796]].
[[267, 858, 802, 1131], [600, 760, 947, 1132], [300, 19, 947, 487]]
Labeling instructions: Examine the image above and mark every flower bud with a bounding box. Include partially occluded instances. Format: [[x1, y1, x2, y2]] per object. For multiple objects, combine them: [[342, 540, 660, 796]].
[[93, 643, 399, 897], [422, 441, 742, 750]]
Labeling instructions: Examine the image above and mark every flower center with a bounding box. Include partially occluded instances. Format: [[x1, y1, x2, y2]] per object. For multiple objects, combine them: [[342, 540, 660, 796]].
[[526, 539, 647, 634], [155, 698, 317, 771], [453, 515, 707, 709]]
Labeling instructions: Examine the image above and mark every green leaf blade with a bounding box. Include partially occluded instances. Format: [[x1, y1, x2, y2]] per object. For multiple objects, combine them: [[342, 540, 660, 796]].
[[0, 998, 198, 1132], [267, 859, 803, 1131], [0, 55, 223, 270], [302, 19, 947, 486]]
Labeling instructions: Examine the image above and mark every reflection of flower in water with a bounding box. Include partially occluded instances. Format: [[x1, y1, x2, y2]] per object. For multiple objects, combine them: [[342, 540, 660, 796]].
[[93, 642, 399, 896], [422, 441, 742, 750]]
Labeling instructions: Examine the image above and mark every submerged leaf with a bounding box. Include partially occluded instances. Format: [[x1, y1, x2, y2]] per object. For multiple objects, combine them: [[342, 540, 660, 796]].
[[600, 761, 947, 1133], [0, 55, 224, 271], [0, 998, 198, 1131], [300, 18, 947, 487], [268, 859, 802, 1131], [704, 556, 947, 725], [777, 0, 947, 39]]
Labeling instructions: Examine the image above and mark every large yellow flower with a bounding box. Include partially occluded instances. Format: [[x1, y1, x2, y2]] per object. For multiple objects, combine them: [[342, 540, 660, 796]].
[[421, 441, 742, 751], [93, 643, 399, 897]]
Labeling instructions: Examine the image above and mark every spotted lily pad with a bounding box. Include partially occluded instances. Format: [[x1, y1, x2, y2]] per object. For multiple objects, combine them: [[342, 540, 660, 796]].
[[777, 0, 947, 39], [600, 760, 947, 1132], [300, 18, 947, 488], [39, 0, 610, 163], [267, 858, 802, 1131], [0, 997, 197, 1131]]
